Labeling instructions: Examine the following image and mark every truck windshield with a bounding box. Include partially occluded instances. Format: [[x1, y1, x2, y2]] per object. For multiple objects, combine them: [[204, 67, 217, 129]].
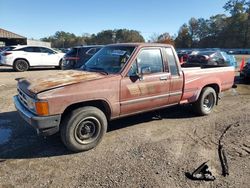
[[82, 46, 136, 74]]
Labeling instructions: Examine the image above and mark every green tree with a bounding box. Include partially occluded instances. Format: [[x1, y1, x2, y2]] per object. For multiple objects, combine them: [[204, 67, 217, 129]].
[[222, 0, 250, 47], [115, 29, 144, 43], [41, 31, 86, 48], [224, 0, 249, 16], [90, 30, 114, 44], [90, 29, 145, 44], [148, 32, 175, 45], [174, 0, 250, 48], [188, 17, 199, 47], [175, 24, 192, 48]]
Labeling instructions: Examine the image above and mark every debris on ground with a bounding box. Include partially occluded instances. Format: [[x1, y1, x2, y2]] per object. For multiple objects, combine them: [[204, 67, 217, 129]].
[[186, 161, 216, 181], [218, 122, 240, 176]]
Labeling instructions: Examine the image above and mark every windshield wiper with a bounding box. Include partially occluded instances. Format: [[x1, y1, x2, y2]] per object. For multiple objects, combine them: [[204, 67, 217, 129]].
[[87, 67, 109, 75]]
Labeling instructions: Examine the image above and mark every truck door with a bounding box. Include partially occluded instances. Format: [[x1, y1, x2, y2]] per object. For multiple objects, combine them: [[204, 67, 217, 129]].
[[120, 48, 171, 116], [163, 47, 184, 104]]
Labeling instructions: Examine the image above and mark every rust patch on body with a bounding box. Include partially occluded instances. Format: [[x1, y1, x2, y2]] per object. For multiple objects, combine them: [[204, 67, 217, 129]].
[[25, 70, 103, 93], [127, 85, 140, 96], [127, 83, 156, 96]]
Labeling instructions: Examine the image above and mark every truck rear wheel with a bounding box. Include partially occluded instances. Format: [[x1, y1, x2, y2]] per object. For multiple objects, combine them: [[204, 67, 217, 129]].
[[193, 87, 217, 116], [60, 106, 107, 152]]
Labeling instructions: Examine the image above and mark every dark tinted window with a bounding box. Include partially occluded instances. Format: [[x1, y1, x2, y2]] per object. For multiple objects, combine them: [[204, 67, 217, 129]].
[[86, 48, 97, 55], [21, 47, 41, 52], [66, 48, 78, 56], [165, 48, 178, 76], [78, 48, 88, 56], [1, 46, 15, 51], [39, 47, 54, 53]]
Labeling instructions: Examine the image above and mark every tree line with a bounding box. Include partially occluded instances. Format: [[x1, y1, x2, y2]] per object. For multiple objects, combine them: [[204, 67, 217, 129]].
[[41, 29, 145, 48], [174, 0, 250, 48], [41, 0, 250, 49]]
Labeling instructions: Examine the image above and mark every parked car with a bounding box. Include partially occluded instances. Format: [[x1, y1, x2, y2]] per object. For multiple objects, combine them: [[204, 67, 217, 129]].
[[0, 45, 65, 71], [226, 49, 250, 55], [177, 49, 194, 62], [0, 46, 15, 52], [62, 45, 103, 69], [14, 43, 235, 152], [0, 46, 9, 52], [226, 53, 237, 68], [240, 59, 250, 80], [186, 50, 235, 67]]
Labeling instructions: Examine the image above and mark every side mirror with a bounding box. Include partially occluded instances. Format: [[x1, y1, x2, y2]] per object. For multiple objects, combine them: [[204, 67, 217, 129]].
[[136, 66, 151, 80], [141, 66, 151, 74]]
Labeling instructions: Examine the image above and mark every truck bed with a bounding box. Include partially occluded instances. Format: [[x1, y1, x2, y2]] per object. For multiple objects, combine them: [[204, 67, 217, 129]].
[[180, 66, 235, 104]]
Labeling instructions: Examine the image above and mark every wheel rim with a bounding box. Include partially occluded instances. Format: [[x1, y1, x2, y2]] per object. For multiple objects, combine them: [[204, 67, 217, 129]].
[[17, 61, 28, 71], [74, 117, 101, 145], [203, 93, 215, 112]]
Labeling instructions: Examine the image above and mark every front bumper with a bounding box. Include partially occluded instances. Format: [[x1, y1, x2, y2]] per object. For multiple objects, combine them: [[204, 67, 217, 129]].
[[13, 95, 61, 136]]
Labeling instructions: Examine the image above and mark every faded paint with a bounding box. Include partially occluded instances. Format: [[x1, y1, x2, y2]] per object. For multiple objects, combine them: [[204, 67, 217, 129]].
[[21, 70, 104, 94], [15, 43, 235, 124]]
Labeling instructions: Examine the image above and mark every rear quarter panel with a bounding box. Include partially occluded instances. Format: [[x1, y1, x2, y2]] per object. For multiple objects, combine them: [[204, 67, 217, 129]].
[[181, 66, 235, 103]]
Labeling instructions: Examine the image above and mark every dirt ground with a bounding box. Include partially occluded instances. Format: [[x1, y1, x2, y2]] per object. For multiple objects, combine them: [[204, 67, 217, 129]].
[[0, 66, 249, 188]]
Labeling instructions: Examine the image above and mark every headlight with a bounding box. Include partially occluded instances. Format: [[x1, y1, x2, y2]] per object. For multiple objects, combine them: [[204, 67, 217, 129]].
[[26, 98, 49, 116], [26, 97, 36, 110]]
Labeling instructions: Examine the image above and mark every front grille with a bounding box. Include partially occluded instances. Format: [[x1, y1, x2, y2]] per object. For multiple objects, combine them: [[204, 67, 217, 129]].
[[17, 87, 35, 113]]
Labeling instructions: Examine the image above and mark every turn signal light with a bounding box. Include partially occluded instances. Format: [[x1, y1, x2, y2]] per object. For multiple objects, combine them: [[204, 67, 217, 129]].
[[35, 101, 49, 116]]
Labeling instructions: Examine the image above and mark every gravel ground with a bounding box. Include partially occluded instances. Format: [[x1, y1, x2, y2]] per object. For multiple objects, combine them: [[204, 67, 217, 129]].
[[0, 66, 249, 188]]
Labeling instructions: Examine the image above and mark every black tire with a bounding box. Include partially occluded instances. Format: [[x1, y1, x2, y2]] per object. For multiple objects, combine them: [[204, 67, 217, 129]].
[[193, 87, 217, 116], [13, 59, 29, 72], [56, 59, 63, 69], [60, 106, 107, 152]]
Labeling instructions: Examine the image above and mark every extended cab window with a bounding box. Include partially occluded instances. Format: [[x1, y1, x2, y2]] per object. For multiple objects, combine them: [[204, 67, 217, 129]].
[[165, 48, 179, 76], [129, 49, 163, 76]]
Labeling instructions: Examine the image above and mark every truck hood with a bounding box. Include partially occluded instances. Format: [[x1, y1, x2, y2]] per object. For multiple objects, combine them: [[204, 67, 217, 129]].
[[18, 70, 105, 94]]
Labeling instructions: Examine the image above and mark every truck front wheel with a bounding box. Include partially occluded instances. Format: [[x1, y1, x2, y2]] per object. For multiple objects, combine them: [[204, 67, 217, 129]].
[[60, 106, 107, 152], [193, 87, 217, 116]]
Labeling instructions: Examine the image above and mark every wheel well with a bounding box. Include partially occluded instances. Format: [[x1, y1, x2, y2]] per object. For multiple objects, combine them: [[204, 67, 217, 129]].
[[202, 84, 220, 104], [61, 100, 111, 121], [14, 58, 30, 66], [204, 84, 220, 94]]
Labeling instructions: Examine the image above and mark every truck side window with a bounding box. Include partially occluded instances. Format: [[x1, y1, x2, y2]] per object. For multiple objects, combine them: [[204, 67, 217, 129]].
[[165, 48, 179, 76], [128, 49, 163, 76]]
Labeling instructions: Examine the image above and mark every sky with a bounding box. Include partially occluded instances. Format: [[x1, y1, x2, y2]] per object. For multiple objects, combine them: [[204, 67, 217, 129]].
[[0, 0, 229, 40]]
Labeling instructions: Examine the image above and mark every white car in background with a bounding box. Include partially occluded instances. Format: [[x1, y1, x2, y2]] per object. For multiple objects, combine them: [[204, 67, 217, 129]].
[[0, 45, 65, 71]]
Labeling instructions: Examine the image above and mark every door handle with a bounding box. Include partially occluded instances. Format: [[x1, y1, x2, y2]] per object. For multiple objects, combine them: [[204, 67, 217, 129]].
[[160, 76, 168, 80]]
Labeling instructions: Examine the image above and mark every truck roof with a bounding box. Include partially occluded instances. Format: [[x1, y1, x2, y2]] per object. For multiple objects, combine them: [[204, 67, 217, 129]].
[[106, 43, 173, 48]]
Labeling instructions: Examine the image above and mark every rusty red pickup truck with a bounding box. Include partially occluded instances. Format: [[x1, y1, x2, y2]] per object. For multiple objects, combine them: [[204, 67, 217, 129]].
[[14, 43, 235, 152]]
